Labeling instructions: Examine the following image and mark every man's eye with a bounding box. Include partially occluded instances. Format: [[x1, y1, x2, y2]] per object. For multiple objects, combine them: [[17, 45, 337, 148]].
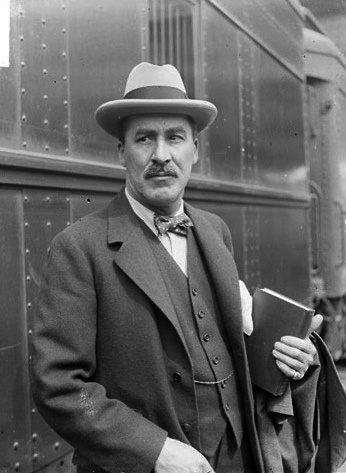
[[169, 134, 184, 142], [137, 136, 152, 143]]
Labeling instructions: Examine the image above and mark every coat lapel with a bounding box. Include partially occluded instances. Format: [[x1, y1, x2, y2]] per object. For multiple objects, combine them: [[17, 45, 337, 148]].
[[107, 191, 187, 344]]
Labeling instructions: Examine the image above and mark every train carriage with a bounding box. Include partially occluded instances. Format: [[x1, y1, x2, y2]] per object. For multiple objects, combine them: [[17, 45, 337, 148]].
[[303, 8, 346, 360], [1, 1, 345, 472]]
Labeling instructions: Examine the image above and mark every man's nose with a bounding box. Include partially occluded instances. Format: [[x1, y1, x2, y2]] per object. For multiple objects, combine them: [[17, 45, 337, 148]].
[[152, 139, 171, 163]]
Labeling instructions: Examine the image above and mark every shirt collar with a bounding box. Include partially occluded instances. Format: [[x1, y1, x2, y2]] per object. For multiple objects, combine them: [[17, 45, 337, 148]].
[[125, 187, 184, 235]]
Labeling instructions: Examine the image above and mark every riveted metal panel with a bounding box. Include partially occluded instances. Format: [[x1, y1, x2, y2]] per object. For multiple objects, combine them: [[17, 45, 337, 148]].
[[202, 2, 241, 180], [258, 206, 311, 305], [68, 0, 145, 163], [20, 0, 69, 155], [238, 33, 259, 185], [242, 206, 261, 293], [206, 0, 303, 79], [70, 192, 114, 222], [23, 189, 72, 471], [0, 0, 21, 149], [253, 45, 307, 194], [0, 189, 31, 473]]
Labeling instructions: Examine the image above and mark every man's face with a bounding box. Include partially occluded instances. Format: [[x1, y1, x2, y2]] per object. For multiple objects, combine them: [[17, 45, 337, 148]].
[[119, 114, 199, 214]]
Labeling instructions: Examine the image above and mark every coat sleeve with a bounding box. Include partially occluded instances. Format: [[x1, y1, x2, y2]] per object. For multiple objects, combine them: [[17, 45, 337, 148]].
[[31, 229, 168, 473]]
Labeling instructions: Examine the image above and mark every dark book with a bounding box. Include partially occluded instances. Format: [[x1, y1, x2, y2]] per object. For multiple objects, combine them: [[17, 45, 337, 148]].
[[245, 287, 315, 396]]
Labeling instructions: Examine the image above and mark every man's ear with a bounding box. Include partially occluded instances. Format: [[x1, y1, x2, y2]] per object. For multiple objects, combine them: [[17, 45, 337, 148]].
[[193, 138, 199, 165], [118, 141, 126, 167]]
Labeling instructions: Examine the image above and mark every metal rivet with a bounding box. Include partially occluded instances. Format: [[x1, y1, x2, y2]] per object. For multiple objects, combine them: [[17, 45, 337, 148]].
[[46, 221, 51, 228], [43, 69, 48, 75], [43, 95, 48, 101], [63, 75, 67, 81], [13, 442, 19, 451], [65, 148, 69, 154], [14, 463, 20, 471], [26, 275, 31, 282], [33, 453, 39, 462], [54, 442, 60, 450], [42, 43, 47, 50], [46, 196, 51, 203], [42, 19, 46, 25], [22, 115, 27, 122], [32, 433, 38, 442], [64, 124, 68, 129], [20, 36, 24, 42], [66, 221, 70, 226], [28, 329, 33, 335], [25, 249, 30, 255], [66, 197, 70, 202], [45, 145, 50, 151], [27, 302, 32, 309], [21, 88, 26, 95], [43, 119, 49, 127], [61, 51, 67, 58], [63, 100, 68, 106], [61, 28, 66, 34], [31, 408, 36, 414], [21, 62, 25, 69]]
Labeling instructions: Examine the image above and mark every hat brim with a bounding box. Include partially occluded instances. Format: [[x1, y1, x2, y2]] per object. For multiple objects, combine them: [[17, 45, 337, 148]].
[[95, 99, 218, 138]]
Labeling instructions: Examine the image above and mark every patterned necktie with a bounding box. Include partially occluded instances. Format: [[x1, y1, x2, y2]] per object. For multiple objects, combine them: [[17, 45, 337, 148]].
[[154, 213, 193, 236]]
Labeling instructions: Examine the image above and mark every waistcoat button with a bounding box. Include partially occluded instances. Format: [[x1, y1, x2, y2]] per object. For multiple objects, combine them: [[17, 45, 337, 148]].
[[182, 423, 191, 432], [172, 372, 182, 382]]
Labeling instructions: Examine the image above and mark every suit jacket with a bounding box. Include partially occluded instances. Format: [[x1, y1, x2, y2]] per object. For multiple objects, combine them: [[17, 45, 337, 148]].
[[31, 190, 264, 473]]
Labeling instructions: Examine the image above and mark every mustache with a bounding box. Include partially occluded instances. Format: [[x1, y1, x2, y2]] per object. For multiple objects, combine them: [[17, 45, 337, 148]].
[[145, 164, 178, 179]]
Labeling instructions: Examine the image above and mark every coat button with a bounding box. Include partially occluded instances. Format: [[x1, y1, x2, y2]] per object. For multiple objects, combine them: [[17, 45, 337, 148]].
[[212, 357, 219, 365], [182, 423, 191, 432], [198, 310, 205, 319], [203, 334, 210, 342], [192, 289, 197, 296], [172, 372, 182, 382]]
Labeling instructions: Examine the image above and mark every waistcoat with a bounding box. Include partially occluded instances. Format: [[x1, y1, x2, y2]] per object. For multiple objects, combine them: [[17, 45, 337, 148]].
[[148, 228, 244, 458]]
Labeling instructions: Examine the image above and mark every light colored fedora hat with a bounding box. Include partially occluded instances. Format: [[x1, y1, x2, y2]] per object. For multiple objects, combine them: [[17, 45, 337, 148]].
[[95, 62, 218, 138]]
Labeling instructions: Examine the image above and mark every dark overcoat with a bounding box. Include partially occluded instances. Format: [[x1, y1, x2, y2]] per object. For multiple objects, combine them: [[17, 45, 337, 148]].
[[31, 190, 264, 473]]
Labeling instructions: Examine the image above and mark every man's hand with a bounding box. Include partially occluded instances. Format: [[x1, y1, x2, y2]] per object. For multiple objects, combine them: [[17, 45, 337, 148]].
[[272, 314, 323, 381], [155, 437, 215, 473]]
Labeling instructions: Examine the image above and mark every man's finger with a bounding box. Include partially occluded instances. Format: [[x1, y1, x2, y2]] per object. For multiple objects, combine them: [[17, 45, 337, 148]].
[[309, 313, 323, 335]]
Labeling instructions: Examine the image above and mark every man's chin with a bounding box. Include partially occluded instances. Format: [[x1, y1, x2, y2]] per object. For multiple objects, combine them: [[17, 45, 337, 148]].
[[143, 189, 183, 213]]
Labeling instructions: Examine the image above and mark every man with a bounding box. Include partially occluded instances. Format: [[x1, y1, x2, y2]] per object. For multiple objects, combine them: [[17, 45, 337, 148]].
[[31, 63, 346, 473]]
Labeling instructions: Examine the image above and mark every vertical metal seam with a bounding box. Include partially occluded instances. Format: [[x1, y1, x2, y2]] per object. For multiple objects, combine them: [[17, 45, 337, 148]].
[[64, 2, 71, 155]]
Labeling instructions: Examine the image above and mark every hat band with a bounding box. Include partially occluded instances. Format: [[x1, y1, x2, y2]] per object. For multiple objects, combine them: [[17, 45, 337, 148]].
[[124, 86, 188, 100]]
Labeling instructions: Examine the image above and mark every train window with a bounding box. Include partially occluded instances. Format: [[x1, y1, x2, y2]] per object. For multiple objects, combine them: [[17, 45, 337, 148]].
[[148, 0, 196, 98]]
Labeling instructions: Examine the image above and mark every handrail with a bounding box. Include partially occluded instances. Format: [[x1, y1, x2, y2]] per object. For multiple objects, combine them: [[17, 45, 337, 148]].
[[334, 200, 346, 267]]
